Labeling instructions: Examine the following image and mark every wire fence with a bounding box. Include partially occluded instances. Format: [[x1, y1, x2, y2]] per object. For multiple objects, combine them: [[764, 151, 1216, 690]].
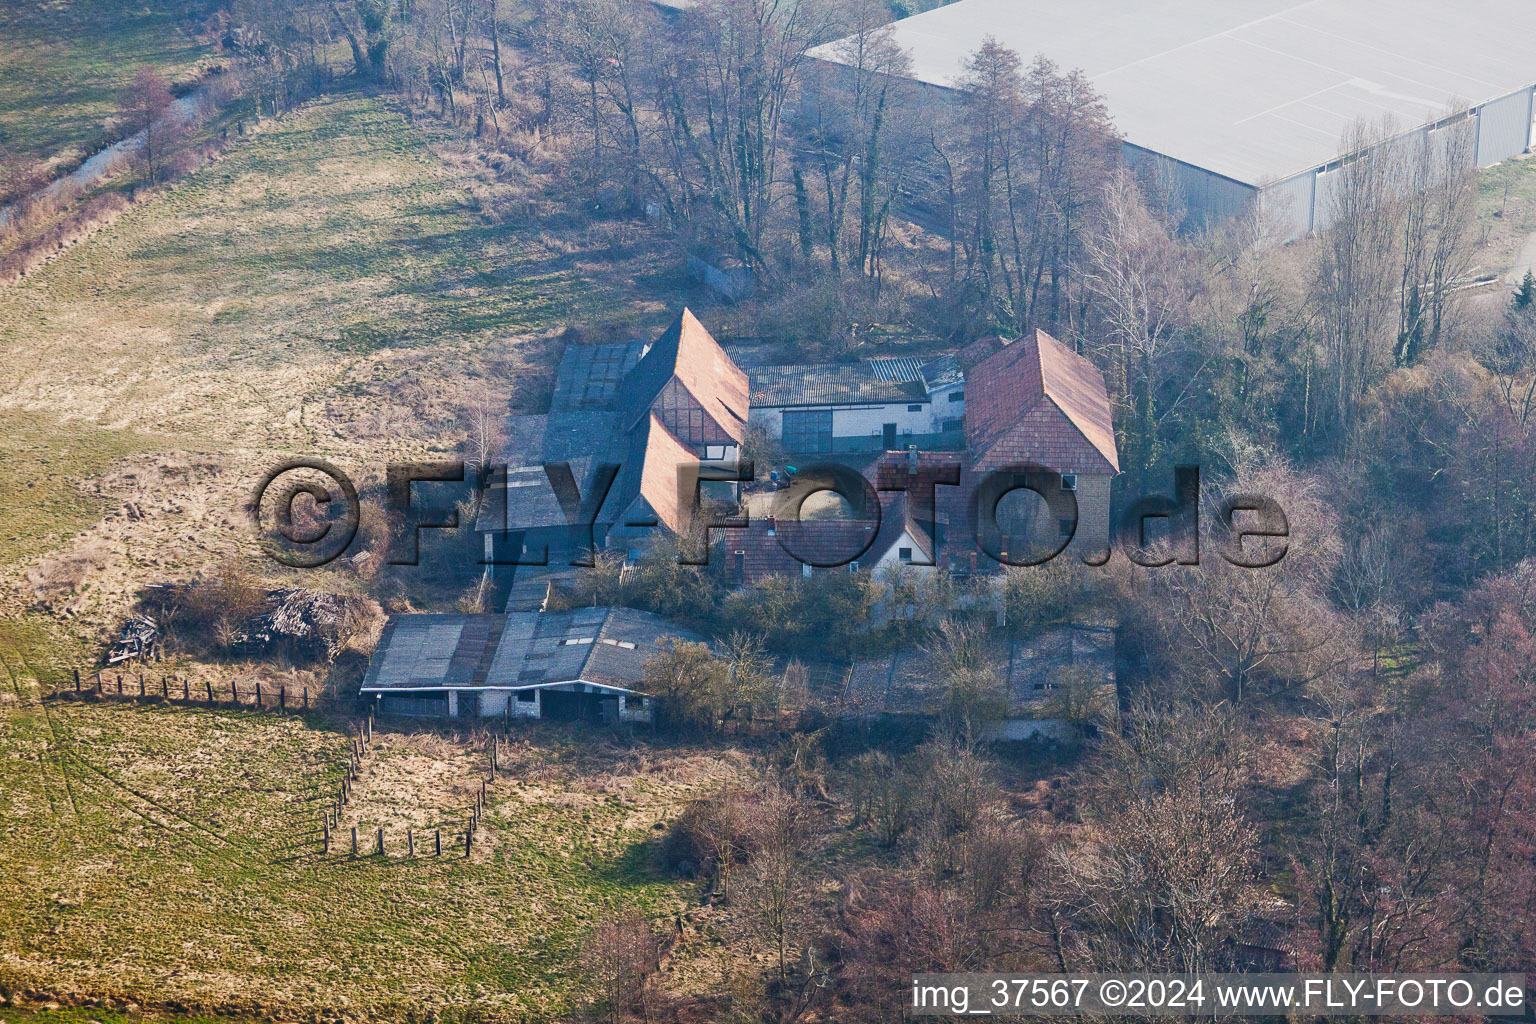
[[49, 668, 358, 714]]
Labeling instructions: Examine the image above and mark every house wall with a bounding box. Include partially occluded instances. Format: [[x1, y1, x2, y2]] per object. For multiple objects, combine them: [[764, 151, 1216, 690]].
[[654, 378, 740, 447], [986, 471, 1112, 566], [871, 525, 939, 573], [1259, 170, 1317, 240], [509, 689, 541, 718], [618, 695, 652, 722], [1123, 143, 1259, 233], [753, 400, 965, 453]]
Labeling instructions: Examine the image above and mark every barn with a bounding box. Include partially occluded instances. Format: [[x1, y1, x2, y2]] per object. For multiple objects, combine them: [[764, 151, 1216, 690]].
[[813, 0, 1536, 238], [359, 607, 706, 724]]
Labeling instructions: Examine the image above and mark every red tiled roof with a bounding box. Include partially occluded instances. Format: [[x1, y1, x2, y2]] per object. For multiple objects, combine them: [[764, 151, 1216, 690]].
[[634, 414, 700, 535], [624, 308, 749, 444], [964, 329, 1119, 474]]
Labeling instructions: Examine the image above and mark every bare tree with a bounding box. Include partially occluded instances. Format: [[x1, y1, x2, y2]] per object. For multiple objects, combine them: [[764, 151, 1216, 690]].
[[1311, 117, 1404, 438], [1081, 170, 1189, 471], [579, 912, 660, 1024], [1395, 110, 1477, 365], [123, 68, 176, 184]]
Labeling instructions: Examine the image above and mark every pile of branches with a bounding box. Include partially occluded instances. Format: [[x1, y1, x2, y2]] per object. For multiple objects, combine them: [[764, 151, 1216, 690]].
[[230, 588, 371, 661]]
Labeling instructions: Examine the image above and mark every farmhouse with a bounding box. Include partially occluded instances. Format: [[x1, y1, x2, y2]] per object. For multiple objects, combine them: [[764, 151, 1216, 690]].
[[360, 606, 706, 723], [480, 308, 1119, 575], [478, 307, 748, 565], [965, 329, 1119, 561], [813, 0, 1536, 238]]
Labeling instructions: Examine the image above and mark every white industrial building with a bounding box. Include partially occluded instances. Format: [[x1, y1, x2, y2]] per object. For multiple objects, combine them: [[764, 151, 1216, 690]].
[[813, 0, 1536, 238]]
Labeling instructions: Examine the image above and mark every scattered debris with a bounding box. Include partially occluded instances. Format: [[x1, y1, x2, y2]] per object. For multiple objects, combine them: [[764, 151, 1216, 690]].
[[108, 614, 161, 665]]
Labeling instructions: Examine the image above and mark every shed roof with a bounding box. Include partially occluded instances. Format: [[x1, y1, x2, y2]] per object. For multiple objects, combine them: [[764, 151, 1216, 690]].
[[813, 0, 1536, 186], [361, 608, 706, 694]]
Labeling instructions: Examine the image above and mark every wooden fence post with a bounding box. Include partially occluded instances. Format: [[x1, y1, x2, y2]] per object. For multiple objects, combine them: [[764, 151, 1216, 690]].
[[323, 817, 331, 853], [407, 829, 415, 857], [303, 688, 309, 709], [116, 675, 123, 695], [280, 686, 286, 710], [95, 672, 102, 694], [435, 829, 442, 857], [161, 676, 167, 698], [206, 681, 213, 704], [138, 673, 145, 696], [74, 668, 81, 693], [351, 826, 358, 857], [465, 830, 472, 857], [255, 681, 262, 707], [183, 678, 189, 701], [376, 827, 384, 857], [231, 681, 237, 705]]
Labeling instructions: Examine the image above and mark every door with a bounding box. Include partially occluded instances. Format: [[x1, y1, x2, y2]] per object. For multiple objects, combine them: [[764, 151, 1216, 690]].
[[457, 690, 480, 719], [782, 409, 833, 453], [539, 689, 584, 721], [882, 422, 897, 449]]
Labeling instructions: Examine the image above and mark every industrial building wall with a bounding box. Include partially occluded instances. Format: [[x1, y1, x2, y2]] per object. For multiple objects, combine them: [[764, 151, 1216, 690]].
[[1258, 171, 1318, 240], [1477, 87, 1536, 167], [1122, 144, 1258, 231]]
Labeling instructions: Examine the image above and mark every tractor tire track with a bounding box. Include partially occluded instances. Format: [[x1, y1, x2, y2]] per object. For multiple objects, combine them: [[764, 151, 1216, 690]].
[[0, 648, 61, 819], [13, 648, 81, 822], [52, 739, 266, 870]]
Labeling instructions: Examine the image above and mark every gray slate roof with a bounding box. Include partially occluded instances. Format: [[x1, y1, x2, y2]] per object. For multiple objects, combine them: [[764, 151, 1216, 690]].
[[361, 608, 706, 694], [551, 340, 648, 414]]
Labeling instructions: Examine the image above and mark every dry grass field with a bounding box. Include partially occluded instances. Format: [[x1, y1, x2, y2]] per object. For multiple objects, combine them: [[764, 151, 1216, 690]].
[[0, 85, 715, 1022], [0, 90, 673, 644], [0, 684, 757, 1020]]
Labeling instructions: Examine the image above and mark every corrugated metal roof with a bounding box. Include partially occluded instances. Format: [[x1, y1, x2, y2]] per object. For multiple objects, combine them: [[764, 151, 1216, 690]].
[[867, 357, 925, 382], [813, 0, 1536, 186], [360, 608, 707, 693]]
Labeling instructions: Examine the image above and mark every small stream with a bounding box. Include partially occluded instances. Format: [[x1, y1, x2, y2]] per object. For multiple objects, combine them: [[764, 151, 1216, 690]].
[[0, 85, 217, 230]]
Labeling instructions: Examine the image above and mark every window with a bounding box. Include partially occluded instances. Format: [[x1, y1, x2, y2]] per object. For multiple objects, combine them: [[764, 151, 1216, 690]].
[[907, 403, 923, 412], [949, 390, 964, 403], [1061, 473, 1078, 492], [802, 563, 813, 579], [899, 546, 913, 561], [516, 690, 537, 703], [617, 695, 627, 711], [1059, 518, 1075, 538], [849, 561, 860, 573]]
